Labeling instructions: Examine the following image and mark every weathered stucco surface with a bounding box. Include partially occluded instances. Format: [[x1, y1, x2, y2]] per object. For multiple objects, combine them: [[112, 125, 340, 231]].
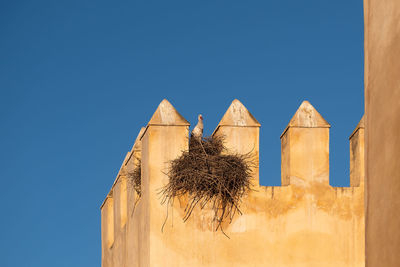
[[101, 99, 365, 266], [364, 0, 400, 266]]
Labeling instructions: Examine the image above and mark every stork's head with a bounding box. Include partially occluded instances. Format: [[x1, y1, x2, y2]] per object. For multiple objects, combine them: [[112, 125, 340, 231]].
[[198, 114, 203, 121]]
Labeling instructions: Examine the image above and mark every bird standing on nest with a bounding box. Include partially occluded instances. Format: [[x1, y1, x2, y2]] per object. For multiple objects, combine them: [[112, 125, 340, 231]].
[[191, 114, 203, 142]]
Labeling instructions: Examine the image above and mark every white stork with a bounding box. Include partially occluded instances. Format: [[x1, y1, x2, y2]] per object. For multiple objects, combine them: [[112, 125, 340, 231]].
[[191, 114, 203, 142]]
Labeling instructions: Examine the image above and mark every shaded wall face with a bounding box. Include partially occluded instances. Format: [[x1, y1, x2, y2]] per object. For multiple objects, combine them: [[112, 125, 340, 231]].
[[364, 0, 400, 266]]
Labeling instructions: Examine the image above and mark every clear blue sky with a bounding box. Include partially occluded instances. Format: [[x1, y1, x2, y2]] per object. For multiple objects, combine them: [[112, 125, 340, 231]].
[[0, 1, 364, 266]]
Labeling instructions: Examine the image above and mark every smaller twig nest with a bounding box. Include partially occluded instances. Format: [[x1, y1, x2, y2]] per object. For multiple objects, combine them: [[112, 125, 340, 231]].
[[127, 158, 141, 197], [161, 135, 254, 236]]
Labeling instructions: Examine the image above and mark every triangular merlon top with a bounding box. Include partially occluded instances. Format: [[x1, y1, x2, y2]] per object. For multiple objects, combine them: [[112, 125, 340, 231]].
[[103, 150, 130, 205], [349, 115, 365, 140], [123, 127, 146, 168], [148, 99, 190, 126], [141, 99, 189, 140], [216, 99, 261, 128], [132, 127, 146, 152], [281, 101, 330, 137]]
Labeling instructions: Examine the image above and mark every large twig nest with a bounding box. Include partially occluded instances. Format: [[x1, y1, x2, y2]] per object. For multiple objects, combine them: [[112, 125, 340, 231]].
[[161, 135, 254, 236]]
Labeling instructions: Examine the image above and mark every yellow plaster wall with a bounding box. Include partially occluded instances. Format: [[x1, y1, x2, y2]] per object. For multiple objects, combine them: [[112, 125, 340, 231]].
[[101, 99, 365, 267]]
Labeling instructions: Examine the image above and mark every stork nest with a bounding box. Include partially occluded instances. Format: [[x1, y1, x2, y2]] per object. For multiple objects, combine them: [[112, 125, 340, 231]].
[[160, 135, 254, 236], [127, 158, 142, 197]]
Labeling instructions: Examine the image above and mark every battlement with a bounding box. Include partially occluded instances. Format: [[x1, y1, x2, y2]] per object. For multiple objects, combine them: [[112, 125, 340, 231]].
[[101, 99, 365, 267]]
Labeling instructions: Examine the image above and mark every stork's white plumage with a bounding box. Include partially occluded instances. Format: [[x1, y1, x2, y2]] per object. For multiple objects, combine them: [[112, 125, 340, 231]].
[[191, 114, 203, 141]]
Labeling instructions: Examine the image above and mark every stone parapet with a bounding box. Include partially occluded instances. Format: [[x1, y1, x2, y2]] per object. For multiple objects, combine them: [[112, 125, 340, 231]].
[[101, 99, 365, 267]]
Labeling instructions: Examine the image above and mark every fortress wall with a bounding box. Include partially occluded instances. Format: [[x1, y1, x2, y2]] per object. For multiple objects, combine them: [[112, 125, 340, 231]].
[[101, 99, 365, 267]]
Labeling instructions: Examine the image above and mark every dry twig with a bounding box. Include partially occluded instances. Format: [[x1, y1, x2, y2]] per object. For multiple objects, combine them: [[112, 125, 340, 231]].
[[127, 158, 142, 197]]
